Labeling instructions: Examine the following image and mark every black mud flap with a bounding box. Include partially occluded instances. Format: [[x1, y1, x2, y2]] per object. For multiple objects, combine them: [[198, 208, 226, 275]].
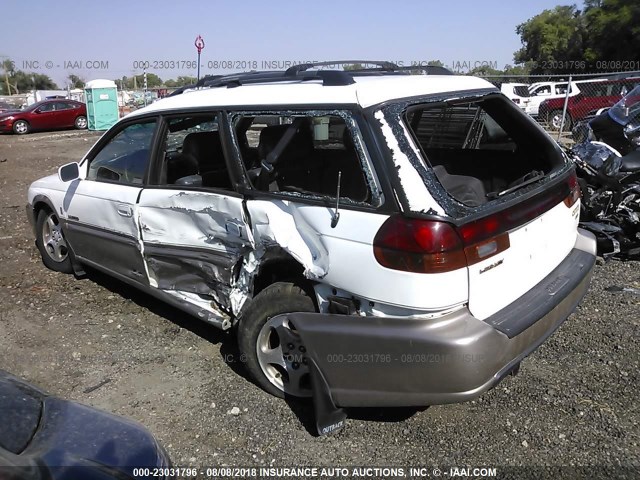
[[308, 359, 346, 436]]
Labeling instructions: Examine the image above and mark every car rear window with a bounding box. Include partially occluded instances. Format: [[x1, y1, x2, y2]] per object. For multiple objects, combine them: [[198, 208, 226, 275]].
[[404, 94, 563, 206]]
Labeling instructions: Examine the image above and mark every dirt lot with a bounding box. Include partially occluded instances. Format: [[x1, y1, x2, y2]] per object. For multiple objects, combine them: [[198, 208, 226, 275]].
[[0, 131, 639, 476]]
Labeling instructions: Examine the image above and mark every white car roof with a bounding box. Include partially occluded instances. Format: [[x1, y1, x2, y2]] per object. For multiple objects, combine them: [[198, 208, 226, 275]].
[[129, 75, 495, 116]]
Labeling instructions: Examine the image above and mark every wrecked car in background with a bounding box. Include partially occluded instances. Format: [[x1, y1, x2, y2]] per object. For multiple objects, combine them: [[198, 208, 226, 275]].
[[571, 84, 640, 259], [26, 62, 596, 428]]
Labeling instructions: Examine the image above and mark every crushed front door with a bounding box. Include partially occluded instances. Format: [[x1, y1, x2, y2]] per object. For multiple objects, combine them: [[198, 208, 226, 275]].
[[136, 189, 253, 315]]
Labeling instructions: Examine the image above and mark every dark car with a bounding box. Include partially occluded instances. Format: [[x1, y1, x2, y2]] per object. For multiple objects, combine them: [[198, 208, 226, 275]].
[[539, 77, 640, 129], [0, 371, 171, 479], [0, 99, 87, 134]]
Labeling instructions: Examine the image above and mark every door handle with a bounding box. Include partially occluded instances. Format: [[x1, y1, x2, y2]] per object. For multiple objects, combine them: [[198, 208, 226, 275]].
[[117, 204, 132, 217]]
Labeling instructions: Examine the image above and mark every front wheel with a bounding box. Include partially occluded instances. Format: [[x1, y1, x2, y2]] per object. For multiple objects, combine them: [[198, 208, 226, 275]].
[[74, 116, 87, 130], [13, 120, 29, 134], [237, 282, 315, 398], [35, 209, 74, 273]]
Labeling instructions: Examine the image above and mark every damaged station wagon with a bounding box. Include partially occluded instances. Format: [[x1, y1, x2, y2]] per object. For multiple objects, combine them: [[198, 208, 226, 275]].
[[27, 62, 596, 418]]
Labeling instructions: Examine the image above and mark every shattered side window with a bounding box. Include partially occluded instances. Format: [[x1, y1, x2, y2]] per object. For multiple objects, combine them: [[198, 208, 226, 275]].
[[158, 115, 232, 190], [87, 120, 157, 185], [234, 113, 373, 204]]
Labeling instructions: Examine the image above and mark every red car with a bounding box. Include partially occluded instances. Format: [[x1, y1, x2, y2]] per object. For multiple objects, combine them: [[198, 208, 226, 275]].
[[0, 99, 87, 134], [539, 78, 640, 129]]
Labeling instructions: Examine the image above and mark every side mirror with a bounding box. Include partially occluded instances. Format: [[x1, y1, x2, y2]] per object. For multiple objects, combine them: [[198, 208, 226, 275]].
[[58, 162, 80, 182]]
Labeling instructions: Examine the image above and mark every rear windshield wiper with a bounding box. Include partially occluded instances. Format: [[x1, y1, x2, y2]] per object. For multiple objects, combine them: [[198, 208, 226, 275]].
[[487, 170, 545, 199]]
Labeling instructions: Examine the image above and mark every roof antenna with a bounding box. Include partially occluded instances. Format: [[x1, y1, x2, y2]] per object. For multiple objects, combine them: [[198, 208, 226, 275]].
[[331, 171, 342, 228]]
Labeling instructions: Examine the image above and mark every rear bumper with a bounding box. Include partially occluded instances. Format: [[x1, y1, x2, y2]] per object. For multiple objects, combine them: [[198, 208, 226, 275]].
[[289, 229, 596, 407]]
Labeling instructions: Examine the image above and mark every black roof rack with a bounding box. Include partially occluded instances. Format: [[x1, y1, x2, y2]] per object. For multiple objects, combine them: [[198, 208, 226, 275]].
[[389, 65, 454, 76], [284, 60, 399, 75], [169, 60, 454, 95]]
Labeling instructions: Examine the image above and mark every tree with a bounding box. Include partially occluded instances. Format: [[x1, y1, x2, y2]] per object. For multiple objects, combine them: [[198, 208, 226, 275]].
[[503, 63, 533, 76], [164, 76, 197, 87], [113, 76, 130, 90], [17, 72, 58, 90], [67, 74, 85, 89], [134, 73, 163, 88], [514, 1, 640, 74], [1, 59, 17, 95], [583, 0, 640, 62], [0, 66, 58, 93], [514, 5, 586, 74], [468, 65, 504, 77]]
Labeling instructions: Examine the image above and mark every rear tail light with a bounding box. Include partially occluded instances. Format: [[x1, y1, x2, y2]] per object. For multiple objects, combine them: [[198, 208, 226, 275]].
[[373, 217, 467, 273], [564, 171, 581, 207], [373, 216, 510, 273], [374, 171, 579, 274]]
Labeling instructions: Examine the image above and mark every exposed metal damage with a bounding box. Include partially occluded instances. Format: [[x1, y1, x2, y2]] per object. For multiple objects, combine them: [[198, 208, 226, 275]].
[[136, 192, 333, 327]]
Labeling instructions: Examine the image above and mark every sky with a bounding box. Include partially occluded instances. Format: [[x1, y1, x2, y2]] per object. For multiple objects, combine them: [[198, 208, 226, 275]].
[[1, 0, 569, 87]]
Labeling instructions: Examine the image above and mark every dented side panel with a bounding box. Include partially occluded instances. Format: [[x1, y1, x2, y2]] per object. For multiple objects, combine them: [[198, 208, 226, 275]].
[[246, 200, 330, 280], [137, 189, 252, 313], [246, 199, 469, 311]]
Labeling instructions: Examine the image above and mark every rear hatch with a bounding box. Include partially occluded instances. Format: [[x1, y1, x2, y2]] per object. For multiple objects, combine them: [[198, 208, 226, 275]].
[[400, 92, 580, 319]]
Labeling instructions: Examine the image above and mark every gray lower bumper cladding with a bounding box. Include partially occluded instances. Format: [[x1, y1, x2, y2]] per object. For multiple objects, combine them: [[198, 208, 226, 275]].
[[283, 230, 596, 435]]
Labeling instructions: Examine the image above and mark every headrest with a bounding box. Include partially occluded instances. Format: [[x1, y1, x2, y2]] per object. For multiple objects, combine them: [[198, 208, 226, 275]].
[[182, 131, 224, 168]]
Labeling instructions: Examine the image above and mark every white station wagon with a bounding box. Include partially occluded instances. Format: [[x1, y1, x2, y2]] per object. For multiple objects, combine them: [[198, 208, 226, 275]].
[[27, 62, 596, 418]]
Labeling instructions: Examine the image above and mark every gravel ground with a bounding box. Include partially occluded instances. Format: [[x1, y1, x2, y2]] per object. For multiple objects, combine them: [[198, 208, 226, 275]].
[[0, 131, 638, 478]]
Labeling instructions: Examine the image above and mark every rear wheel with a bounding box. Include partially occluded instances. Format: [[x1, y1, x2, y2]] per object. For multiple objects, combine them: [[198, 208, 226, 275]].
[[74, 116, 87, 130], [35, 209, 74, 273], [13, 120, 29, 135], [237, 282, 315, 398]]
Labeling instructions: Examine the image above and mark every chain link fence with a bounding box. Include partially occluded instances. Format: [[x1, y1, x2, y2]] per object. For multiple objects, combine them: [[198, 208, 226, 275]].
[[477, 71, 640, 145]]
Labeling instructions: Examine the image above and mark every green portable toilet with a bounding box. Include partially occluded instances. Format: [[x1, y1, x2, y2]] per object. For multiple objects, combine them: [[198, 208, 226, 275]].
[[84, 79, 119, 130]]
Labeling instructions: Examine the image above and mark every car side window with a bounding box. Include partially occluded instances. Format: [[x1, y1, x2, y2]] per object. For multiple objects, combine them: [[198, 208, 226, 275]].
[[38, 103, 54, 112], [233, 113, 373, 204], [555, 84, 568, 95], [87, 120, 157, 185], [156, 115, 233, 190]]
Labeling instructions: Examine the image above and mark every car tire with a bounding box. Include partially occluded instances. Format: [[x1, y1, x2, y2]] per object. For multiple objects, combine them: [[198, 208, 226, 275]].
[[549, 110, 572, 130], [237, 282, 316, 399], [75, 116, 87, 130], [13, 120, 30, 135], [35, 209, 74, 274]]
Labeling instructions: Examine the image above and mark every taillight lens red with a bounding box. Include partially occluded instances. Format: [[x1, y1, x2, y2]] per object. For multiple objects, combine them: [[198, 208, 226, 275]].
[[374, 171, 579, 274], [564, 171, 581, 207], [373, 217, 467, 273]]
